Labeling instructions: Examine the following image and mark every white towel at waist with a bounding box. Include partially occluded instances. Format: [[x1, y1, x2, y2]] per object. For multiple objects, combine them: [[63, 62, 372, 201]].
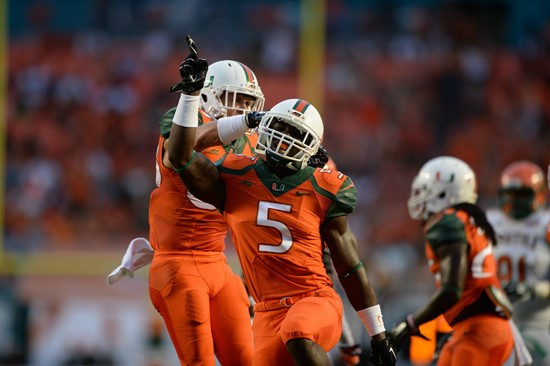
[[107, 237, 154, 285]]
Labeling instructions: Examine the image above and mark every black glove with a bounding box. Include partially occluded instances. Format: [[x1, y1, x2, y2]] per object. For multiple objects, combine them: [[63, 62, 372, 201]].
[[387, 317, 429, 352], [245, 111, 265, 129], [433, 330, 453, 361], [169, 35, 208, 94], [307, 145, 329, 168], [504, 281, 535, 303], [369, 338, 397, 366]]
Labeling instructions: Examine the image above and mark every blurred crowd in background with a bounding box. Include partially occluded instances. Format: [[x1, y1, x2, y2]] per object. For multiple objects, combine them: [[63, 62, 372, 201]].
[[5, 0, 550, 365], [7, 0, 550, 252]]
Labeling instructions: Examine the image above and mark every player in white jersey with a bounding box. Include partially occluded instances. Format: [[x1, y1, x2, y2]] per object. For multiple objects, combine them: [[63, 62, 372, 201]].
[[488, 161, 550, 365]]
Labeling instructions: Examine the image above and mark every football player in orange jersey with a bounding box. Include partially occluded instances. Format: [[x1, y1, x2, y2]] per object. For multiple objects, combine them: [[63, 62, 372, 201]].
[[166, 36, 397, 366], [390, 156, 514, 365], [148, 55, 265, 365]]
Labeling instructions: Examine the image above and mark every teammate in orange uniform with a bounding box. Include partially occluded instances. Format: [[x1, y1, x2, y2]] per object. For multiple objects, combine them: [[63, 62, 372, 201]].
[[166, 36, 397, 366], [148, 57, 264, 366], [390, 156, 514, 365]]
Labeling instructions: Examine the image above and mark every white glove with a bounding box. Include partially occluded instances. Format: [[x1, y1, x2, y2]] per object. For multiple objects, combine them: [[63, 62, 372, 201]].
[[107, 237, 154, 285]]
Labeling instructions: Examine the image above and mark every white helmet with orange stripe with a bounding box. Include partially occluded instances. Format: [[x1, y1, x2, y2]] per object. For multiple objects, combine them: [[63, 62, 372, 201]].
[[256, 98, 324, 171], [408, 156, 478, 220], [200, 60, 265, 118]]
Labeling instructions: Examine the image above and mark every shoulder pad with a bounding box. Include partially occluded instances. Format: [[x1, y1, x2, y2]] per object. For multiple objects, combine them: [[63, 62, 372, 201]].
[[312, 168, 350, 195], [425, 211, 466, 250], [220, 153, 257, 170]]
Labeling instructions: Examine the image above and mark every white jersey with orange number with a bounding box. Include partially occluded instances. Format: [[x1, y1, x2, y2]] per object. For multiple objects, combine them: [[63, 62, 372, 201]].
[[488, 208, 550, 327]]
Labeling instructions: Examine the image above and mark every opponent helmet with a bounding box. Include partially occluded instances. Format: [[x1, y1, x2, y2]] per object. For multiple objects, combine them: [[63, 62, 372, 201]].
[[499, 161, 546, 219], [200, 60, 265, 118], [408, 156, 478, 220], [256, 99, 323, 171]]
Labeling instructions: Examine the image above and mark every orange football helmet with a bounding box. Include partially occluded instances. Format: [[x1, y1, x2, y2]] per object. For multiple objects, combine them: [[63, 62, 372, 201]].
[[499, 161, 546, 219]]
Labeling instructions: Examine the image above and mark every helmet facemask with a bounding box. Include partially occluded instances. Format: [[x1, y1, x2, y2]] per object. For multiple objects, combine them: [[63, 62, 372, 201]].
[[498, 161, 546, 220], [257, 116, 320, 172], [212, 86, 265, 117], [499, 187, 536, 219], [408, 178, 431, 220]]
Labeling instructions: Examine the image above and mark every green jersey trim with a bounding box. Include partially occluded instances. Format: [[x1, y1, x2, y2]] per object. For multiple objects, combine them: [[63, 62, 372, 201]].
[[254, 159, 315, 196], [326, 177, 356, 218]]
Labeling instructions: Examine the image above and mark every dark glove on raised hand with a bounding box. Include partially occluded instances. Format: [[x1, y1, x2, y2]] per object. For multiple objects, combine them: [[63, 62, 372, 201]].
[[307, 145, 329, 168], [388, 317, 429, 353], [504, 281, 535, 303], [433, 330, 453, 361], [340, 344, 362, 366], [245, 111, 265, 129], [369, 338, 397, 366], [169, 35, 208, 94]]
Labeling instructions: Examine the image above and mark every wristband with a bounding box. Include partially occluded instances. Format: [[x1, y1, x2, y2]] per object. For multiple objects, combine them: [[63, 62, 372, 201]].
[[357, 304, 386, 337], [173, 94, 200, 127], [217, 114, 248, 144], [341, 261, 363, 280], [173, 151, 197, 173]]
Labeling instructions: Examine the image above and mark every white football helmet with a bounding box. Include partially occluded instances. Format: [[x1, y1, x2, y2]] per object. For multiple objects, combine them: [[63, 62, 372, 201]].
[[408, 156, 478, 220], [200, 60, 265, 118], [256, 99, 324, 171]]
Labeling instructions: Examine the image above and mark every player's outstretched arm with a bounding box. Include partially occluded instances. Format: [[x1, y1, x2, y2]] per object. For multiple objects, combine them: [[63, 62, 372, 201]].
[[167, 35, 225, 210], [389, 241, 467, 351], [322, 216, 397, 366], [194, 111, 264, 152], [321, 250, 362, 366]]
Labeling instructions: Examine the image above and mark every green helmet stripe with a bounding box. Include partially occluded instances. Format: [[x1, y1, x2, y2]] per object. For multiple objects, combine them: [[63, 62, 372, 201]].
[[238, 62, 254, 83], [292, 99, 311, 113]]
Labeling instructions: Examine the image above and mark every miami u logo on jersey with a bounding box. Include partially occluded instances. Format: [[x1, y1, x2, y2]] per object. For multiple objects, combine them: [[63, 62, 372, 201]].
[[272, 182, 285, 192]]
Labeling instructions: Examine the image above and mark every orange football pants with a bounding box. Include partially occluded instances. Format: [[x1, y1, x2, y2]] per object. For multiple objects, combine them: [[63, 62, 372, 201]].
[[410, 315, 452, 365], [148, 250, 253, 366], [252, 287, 343, 366], [438, 315, 513, 366]]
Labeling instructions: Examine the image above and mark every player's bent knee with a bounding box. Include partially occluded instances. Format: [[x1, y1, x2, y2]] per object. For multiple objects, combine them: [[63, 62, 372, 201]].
[[286, 338, 330, 366]]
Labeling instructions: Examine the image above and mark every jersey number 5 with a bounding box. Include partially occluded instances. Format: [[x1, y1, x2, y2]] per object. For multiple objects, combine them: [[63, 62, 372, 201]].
[[257, 201, 293, 253]]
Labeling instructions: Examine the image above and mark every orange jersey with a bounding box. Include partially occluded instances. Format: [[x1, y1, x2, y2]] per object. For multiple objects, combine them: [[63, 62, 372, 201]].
[[424, 208, 503, 324], [149, 135, 227, 252], [219, 154, 357, 303], [148, 110, 257, 252]]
